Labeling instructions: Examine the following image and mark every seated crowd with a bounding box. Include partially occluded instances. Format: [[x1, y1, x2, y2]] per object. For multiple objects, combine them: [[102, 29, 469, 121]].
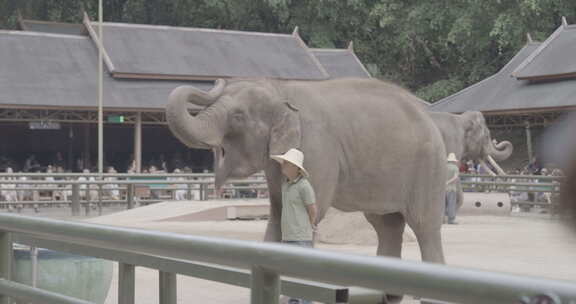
[[0, 154, 268, 204]]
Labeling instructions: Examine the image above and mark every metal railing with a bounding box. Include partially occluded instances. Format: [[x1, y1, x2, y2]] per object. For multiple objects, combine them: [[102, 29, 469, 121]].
[[0, 173, 564, 213], [460, 174, 561, 192], [460, 174, 562, 209], [0, 213, 575, 304], [0, 173, 268, 215]]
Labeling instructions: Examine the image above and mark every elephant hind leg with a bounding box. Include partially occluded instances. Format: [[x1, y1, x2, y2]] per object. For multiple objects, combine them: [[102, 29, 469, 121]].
[[412, 227, 445, 264], [364, 212, 406, 258], [364, 212, 406, 304]]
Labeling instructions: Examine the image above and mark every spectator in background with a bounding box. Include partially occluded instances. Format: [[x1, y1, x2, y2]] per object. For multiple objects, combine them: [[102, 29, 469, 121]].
[[171, 168, 188, 201], [1, 167, 17, 204], [104, 167, 120, 200], [445, 153, 460, 224]]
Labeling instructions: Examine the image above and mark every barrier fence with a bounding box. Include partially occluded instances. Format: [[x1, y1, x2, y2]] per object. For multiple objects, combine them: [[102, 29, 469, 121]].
[[0, 173, 563, 215], [0, 173, 268, 215], [0, 213, 575, 304]]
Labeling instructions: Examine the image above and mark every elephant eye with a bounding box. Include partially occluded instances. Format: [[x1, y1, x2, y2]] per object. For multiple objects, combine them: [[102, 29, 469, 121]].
[[232, 112, 244, 121]]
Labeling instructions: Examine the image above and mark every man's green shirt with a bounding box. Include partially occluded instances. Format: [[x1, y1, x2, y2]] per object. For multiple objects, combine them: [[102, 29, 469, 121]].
[[281, 175, 316, 241], [446, 163, 460, 192]]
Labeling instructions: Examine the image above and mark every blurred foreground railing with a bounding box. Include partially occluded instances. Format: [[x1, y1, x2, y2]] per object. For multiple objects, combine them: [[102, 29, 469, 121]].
[[0, 213, 575, 304]]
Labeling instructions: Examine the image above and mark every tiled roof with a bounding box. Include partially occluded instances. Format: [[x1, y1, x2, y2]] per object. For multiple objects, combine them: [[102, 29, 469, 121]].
[[311, 48, 371, 78], [86, 20, 329, 80], [512, 22, 576, 80], [0, 31, 208, 110]]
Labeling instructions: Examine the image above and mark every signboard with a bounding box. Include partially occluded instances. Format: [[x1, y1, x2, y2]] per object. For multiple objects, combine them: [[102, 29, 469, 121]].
[[107, 115, 125, 123], [29, 121, 61, 130]]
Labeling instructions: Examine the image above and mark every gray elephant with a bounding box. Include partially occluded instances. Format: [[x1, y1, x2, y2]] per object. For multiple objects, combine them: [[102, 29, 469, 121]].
[[429, 111, 513, 205], [166, 78, 447, 269]]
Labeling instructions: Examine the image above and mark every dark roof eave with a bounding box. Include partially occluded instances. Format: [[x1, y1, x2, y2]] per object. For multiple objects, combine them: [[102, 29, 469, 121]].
[[111, 72, 328, 81], [514, 72, 576, 81]]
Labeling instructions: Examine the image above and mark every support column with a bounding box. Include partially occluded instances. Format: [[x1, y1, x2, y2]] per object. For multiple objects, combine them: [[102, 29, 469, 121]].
[[525, 121, 533, 163], [118, 263, 135, 304], [0, 232, 12, 304], [251, 266, 279, 304], [83, 124, 90, 171], [159, 271, 177, 304], [134, 112, 142, 173], [67, 125, 74, 172]]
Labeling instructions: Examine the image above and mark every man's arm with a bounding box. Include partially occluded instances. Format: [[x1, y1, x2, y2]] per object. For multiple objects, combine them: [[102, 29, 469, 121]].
[[446, 173, 459, 185], [306, 203, 317, 229]]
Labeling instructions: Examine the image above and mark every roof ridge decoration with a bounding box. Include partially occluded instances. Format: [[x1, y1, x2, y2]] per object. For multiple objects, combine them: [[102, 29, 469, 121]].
[[83, 12, 116, 73], [431, 42, 541, 109], [293, 29, 330, 79], [511, 24, 564, 79], [347, 42, 371, 78], [310, 44, 372, 78]]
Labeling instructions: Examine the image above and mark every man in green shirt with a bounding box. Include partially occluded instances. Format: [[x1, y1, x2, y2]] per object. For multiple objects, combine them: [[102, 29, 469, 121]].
[[271, 148, 317, 246], [445, 153, 460, 225], [272, 148, 317, 304]]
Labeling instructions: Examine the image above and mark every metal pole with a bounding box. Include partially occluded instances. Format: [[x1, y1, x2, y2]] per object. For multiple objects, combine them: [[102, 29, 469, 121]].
[[127, 184, 135, 209], [0, 232, 12, 304], [159, 271, 177, 304], [525, 121, 533, 164], [71, 184, 80, 216], [97, 184, 103, 216], [134, 112, 142, 173], [118, 263, 135, 304], [251, 266, 279, 304], [30, 246, 37, 288], [97, 0, 104, 175]]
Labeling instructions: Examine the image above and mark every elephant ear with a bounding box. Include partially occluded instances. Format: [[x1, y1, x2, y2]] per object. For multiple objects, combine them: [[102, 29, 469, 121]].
[[269, 102, 301, 155]]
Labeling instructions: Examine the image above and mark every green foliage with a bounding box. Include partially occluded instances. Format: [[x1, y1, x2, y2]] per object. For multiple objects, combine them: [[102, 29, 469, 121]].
[[416, 78, 464, 103], [1, 0, 575, 102]]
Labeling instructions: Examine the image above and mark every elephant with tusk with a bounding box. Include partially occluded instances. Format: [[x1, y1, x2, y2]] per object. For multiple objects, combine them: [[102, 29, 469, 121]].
[[166, 78, 448, 302], [429, 111, 514, 206]]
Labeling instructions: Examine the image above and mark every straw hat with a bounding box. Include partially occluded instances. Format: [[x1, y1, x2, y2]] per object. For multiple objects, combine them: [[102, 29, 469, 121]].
[[271, 148, 309, 177], [447, 153, 458, 163]]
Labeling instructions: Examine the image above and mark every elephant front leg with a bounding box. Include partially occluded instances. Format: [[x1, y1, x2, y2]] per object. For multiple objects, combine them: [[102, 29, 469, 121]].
[[263, 195, 282, 242], [264, 165, 283, 242], [263, 218, 281, 242]]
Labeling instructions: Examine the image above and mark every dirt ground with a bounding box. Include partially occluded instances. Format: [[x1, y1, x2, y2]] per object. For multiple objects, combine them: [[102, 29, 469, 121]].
[[18, 202, 576, 303]]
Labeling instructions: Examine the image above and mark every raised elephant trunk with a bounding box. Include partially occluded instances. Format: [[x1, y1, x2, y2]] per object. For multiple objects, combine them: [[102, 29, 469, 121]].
[[166, 79, 226, 149], [486, 139, 513, 161]]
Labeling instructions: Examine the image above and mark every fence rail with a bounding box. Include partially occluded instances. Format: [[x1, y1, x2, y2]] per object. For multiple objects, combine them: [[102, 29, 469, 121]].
[[0, 213, 575, 304], [0, 173, 268, 215], [0, 173, 564, 215]]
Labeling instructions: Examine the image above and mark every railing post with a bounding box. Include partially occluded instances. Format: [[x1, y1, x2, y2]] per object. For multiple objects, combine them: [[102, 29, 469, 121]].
[[186, 181, 192, 201], [127, 184, 135, 210], [251, 266, 279, 304], [159, 271, 177, 304], [71, 183, 80, 216], [118, 263, 135, 304], [200, 183, 205, 201], [30, 246, 38, 288], [97, 184, 103, 216], [0, 231, 12, 304]]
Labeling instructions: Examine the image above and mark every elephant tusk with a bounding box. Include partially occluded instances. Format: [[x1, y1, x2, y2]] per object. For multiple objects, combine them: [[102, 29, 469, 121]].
[[487, 155, 506, 176], [479, 160, 497, 176]]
